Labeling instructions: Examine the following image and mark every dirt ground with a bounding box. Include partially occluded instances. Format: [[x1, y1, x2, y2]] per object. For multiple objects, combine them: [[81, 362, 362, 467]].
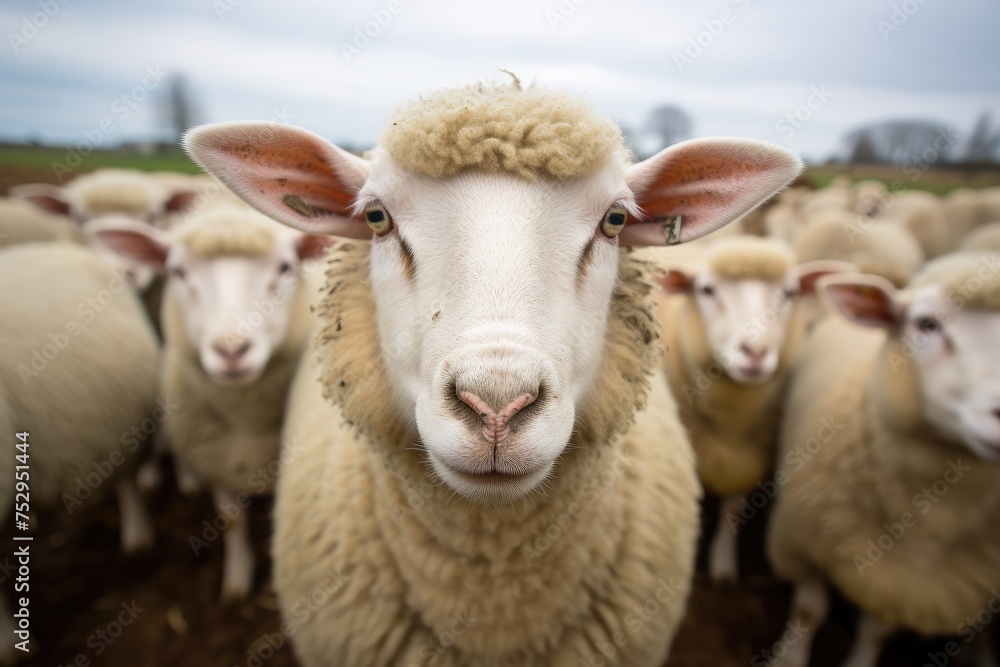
[[14, 468, 994, 667]]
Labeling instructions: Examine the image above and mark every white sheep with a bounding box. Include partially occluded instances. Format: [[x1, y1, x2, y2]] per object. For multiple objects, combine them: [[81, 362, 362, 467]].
[[793, 210, 925, 287], [11, 169, 199, 290], [0, 243, 159, 656], [655, 237, 847, 584], [0, 197, 82, 248], [92, 206, 331, 601], [183, 78, 803, 666], [957, 220, 1000, 253], [764, 252, 1000, 667], [878, 189, 950, 259]]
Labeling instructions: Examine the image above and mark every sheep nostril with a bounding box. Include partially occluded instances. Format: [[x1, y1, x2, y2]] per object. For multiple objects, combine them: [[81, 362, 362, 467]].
[[214, 339, 252, 362], [453, 385, 542, 440]]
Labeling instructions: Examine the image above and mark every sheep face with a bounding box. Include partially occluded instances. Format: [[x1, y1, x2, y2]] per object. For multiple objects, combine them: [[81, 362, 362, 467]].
[[360, 157, 628, 501], [825, 267, 1000, 462], [184, 115, 802, 503], [689, 272, 799, 384], [90, 215, 329, 386], [660, 254, 848, 385]]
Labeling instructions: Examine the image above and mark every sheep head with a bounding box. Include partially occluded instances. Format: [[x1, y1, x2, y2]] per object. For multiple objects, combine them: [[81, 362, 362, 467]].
[[182, 83, 802, 503], [823, 252, 1000, 462]]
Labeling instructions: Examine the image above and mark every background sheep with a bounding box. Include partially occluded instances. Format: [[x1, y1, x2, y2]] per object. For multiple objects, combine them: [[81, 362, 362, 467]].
[[655, 237, 847, 583], [0, 243, 159, 657], [0, 197, 83, 248], [184, 79, 803, 666], [877, 189, 951, 259], [764, 253, 1000, 667], [93, 206, 331, 601], [957, 220, 1000, 252]]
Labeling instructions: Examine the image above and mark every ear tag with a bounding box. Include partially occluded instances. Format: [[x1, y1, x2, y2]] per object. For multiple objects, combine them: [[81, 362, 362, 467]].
[[663, 215, 682, 245], [283, 194, 314, 217]]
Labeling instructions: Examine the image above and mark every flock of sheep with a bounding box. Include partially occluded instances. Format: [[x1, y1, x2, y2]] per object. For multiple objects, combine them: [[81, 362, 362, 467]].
[[0, 78, 997, 667]]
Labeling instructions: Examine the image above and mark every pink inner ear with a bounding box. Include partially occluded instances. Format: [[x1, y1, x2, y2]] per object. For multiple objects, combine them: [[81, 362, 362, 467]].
[[622, 138, 802, 246], [10, 184, 72, 217], [164, 190, 199, 213], [94, 230, 169, 268], [184, 122, 371, 239], [826, 284, 896, 327], [297, 234, 337, 260], [656, 270, 694, 294]]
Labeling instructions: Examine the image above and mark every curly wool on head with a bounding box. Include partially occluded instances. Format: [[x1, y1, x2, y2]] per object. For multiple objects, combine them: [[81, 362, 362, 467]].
[[705, 236, 796, 282], [172, 206, 278, 258], [71, 169, 170, 216], [909, 250, 1000, 311], [379, 78, 628, 181]]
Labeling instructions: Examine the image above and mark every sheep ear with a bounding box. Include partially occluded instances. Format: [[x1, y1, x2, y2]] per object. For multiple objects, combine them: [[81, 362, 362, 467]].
[[86, 217, 171, 269], [183, 122, 372, 239], [655, 268, 697, 294], [620, 138, 803, 246], [297, 234, 337, 260], [796, 260, 857, 296], [164, 190, 199, 213], [822, 274, 901, 329], [9, 184, 73, 217]]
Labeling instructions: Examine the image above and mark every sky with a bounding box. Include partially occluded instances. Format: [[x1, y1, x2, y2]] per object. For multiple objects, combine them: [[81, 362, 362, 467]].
[[1, 0, 998, 164]]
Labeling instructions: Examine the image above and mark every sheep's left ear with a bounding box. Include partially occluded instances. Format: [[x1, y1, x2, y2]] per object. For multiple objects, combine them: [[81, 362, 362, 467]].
[[296, 234, 336, 260], [620, 138, 803, 247], [796, 260, 857, 296], [655, 266, 699, 294], [86, 217, 172, 268], [164, 190, 200, 214], [821, 274, 902, 329]]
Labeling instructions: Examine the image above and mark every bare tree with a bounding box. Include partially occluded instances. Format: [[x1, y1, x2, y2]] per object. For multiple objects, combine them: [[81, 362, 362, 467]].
[[645, 105, 693, 151], [843, 120, 954, 165], [162, 75, 200, 146], [965, 112, 1000, 163], [846, 130, 878, 164]]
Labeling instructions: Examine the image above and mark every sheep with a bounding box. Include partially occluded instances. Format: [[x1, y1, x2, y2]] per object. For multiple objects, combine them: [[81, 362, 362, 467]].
[[957, 220, 1000, 253], [92, 206, 332, 601], [0, 243, 159, 656], [0, 197, 83, 248], [182, 78, 803, 666], [655, 237, 848, 584], [764, 252, 1000, 667], [851, 179, 888, 217], [878, 189, 950, 259], [793, 210, 925, 287]]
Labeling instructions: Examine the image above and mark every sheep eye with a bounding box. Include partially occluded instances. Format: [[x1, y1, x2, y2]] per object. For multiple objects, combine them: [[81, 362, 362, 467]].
[[600, 204, 628, 238], [915, 317, 941, 333], [364, 200, 393, 236], [278, 261, 293, 274], [700, 285, 716, 297], [171, 266, 185, 280], [783, 288, 799, 300]]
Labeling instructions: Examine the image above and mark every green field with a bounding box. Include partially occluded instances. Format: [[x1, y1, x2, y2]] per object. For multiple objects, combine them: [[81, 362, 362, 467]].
[[0, 144, 202, 174]]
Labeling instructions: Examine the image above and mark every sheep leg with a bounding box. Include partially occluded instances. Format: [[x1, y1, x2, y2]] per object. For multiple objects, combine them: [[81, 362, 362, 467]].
[[708, 494, 741, 584], [175, 463, 201, 495], [973, 628, 998, 667], [839, 612, 892, 667], [213, 487, 254, 602], [117, 475, 154, 555], [767, 579, 830, 667]]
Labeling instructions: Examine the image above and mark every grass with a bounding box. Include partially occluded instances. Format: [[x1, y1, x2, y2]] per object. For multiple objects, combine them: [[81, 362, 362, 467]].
[[0, 144, 201, 174]]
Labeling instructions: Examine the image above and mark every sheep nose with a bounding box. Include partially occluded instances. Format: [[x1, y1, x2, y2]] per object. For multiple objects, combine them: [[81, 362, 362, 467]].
[[213, 338, 252, 362], [738, 343, 766, 362], [455, 388, 540, 442]]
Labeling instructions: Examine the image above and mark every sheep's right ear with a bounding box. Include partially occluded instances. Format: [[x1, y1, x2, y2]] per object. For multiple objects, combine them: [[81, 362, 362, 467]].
[[183, 122, 372, 240], [821, 274, 901, 329], [9, 184, 73, 217], [86, 217, 171, 269], [796, 260, 857, 296]]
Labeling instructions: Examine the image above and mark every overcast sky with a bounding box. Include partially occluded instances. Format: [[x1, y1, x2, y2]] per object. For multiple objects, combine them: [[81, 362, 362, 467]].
[[2, 0, 998, 163]]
